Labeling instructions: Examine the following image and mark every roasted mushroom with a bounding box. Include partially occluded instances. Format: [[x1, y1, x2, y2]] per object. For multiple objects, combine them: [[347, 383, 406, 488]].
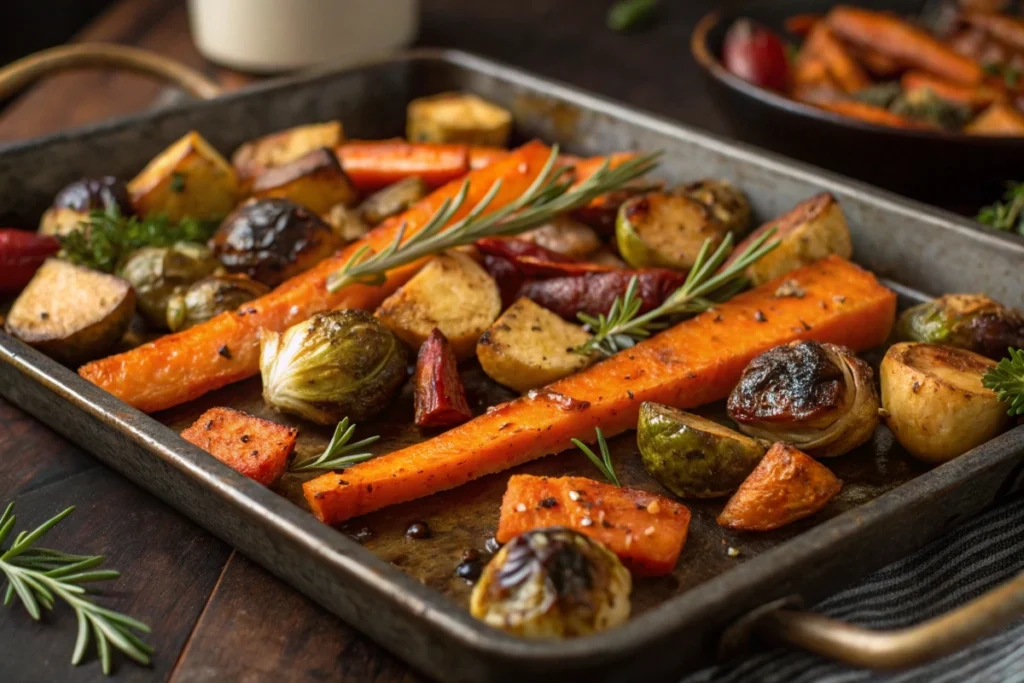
[[895, 294, 1024, 361], [211, 198, 342, 287], [165, 274, 270, 332], [470, 528, 631, 638], [117, 242, 220, 328], [727, 341, 880, 458], [260, 309, 409, 424], [39, 176, 132, 237]]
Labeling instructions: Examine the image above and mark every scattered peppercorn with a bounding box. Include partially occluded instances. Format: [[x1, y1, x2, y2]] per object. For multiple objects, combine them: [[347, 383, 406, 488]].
[[405, 521, 432, 540]]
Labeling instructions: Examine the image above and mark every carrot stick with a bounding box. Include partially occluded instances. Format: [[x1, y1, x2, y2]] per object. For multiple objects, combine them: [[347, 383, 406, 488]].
[[304, 255, 897, 525], [800, 23, 871, 93], [826, 6, 984, 85], [468, 146, 511, 169], [785, 14, 822, 38], [335, 141, 470, 190], [846, 43, 903, 78], [966, 102, 1024, 135], [79, 141, 557, 413], [902, 70, 1003, 109], [815, 99, 930, 129]]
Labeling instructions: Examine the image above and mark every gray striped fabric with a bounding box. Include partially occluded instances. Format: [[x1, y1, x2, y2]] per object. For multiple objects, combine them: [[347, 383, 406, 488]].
[[684, 494, 1024, 683]]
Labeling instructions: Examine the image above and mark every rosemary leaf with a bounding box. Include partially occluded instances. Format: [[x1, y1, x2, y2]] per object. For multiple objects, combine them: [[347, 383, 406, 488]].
[[289, 417, 381, 473], [572, 428, 620, 486]]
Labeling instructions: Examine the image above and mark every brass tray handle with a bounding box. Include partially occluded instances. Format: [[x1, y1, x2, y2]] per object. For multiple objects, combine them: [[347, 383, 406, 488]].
[[0, 43, 223, 102], [735, 568, 1024, 669]]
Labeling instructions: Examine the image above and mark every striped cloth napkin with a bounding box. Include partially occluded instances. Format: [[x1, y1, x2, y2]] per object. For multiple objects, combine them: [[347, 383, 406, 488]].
[[685, 494, 1024, 683]]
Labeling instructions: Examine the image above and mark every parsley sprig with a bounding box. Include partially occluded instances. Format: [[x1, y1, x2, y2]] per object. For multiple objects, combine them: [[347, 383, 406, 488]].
[[977, 182, 1024, 236], [983, 347, 1024, 416]]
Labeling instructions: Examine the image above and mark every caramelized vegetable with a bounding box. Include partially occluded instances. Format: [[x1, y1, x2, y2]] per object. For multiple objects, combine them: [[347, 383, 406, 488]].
[[799, 23, 871, 93], [0, 229, 59, 293], [406, 92, 512, 146], [815, 100, 930, 129], [336, 141, 469, 190], [966, 102, 1024, 135], [522, 216, 602, 258], [723, 19, 790, 91], [895, 294, 1024, 360], [324, 203, 370, 244], [165, 274, 270, 332], [117, 242, 219, 328], [901, 71, 1003, 110], [231, 121, 344, 181], [517, 269, 686, 321], [496, 475, 691, 576], [678, 178, 753, 237], [303, 256, 897, 524], [249, 147, 358, 215], [616, 192, 728, 270], [358, 176, 429, 226], [414, 328, 473, 428], [717, 442, 842, 531], [39, 176, 132, 237], [180, 407, 297, 486]]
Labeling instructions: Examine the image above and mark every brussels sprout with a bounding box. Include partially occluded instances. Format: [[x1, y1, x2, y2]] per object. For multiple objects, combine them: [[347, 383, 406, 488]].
[[615, 192, 729, 270], [637, 403, 767, 499], [470, 528, 631, 638], [895, 294, 1024, 361], [165, 274, 270, 331], [677, 179, 753, 238], [260, 309, 409, 424], [117, 242, 219, 328]]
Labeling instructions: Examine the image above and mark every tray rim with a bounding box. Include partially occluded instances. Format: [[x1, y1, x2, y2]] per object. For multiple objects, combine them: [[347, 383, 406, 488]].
[[3, 47, 1024, 670]]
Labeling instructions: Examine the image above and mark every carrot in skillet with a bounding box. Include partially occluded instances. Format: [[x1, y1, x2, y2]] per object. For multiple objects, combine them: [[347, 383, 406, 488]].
[[963, 12, 1024, 51], [846, 44, 902, 78], [816, 100, 929, 129], [800, 23, 871, 93], [335, 140, 470, 190], [826, 6, 984, 85], [901, 71, 1003, 109], [966, 102, 1024, 135], [79, 141, 557, 413], [496, 475, 691, 576], [304, 255, 897, 525]]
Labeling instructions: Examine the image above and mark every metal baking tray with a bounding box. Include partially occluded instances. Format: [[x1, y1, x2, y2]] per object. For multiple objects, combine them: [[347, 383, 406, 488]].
[[3, 50, 1024, 683]]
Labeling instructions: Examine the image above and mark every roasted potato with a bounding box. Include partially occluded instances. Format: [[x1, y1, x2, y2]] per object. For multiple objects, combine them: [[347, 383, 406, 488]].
[[358, 176, 428, 226], [128, 131, 240, 222], [407, 92, 512, 146], [375, 251, 500, 361], [5, 259, 135, 366], [477, 297, 593, 392], [231, 120, 344, 181], [616, 192, 728, 270], [249, 147, 358, 215], [523, 216, 602, 258], [880, 342, 1008, 463], [39, 176, 132, 237], [735, 192, 853, 286]]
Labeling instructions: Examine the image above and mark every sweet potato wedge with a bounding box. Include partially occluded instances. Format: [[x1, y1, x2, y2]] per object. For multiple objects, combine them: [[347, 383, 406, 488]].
[[717, 443, 842, 531], [496, 475, 691, 576], [181, 407, 297, 486], [304, 255, 897, 524], [335, 141, 470, 190], [468, 146, 511, 169], [800, 23, 871, 93], [80, 141, 558, 413]]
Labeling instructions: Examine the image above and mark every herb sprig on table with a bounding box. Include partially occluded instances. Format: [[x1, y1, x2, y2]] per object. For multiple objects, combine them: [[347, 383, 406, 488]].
[[0, 503, 152, 675], [983, 347, 1024, 417], [977, 182, 1024, 236]]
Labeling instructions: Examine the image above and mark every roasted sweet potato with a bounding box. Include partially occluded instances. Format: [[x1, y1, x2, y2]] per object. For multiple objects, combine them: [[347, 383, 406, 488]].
[[816, 100, 930, 129], [496, 475, 691, 576], [180, 407, 297, 486], [717, 443, 842, 531], [966, 102, 1024, 135], [336, 141, 470, 191], [232, 121, 345, 181], [414, 328, 473, 428], [800, 23, 871, 93], [407, 92, 512, 146], [248, 147, 358, 214], [518, 269, 686, 321], [468, 146, 510, 169]]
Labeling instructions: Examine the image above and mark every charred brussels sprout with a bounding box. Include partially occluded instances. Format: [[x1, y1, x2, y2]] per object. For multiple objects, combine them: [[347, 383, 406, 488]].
[[39, 176, 133, 237], [117, 242, 219, 328], [677, 179, 753, 238], [260, 309, 409, 424], [470, 528, 631, 638], [615, 192, 729, 271], [211, 198, 342, 287], [165, 274, 270, 331], [895, 294, 1024, 361], [637, 403, 767, 498]]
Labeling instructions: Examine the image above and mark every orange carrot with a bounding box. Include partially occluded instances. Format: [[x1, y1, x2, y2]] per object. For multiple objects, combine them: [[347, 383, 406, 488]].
[[800, 23, 871, 93], [785, 13, 822, 38], [468, 146, 511, 169], [826, 6, 984, 85], [335, 141, 470, 190], [496, 475, 691, 576], [847, 44, 902, 78], [180, 407, 297, 486], [964, 12, 1024, 51], [304, 255, 897, 524], [966, 102, 1024, 135], [815, 99, 929, 129], [79, 141, 556, 413], [902, 70, 1003, 109]]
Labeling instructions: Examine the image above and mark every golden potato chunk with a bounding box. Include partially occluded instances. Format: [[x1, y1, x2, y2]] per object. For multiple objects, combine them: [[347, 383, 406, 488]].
[[477, 298, 593, 392], [249, 148, 358, 215], [128, 131, 240, 222], [407, 92, 512, 146], [232, 121, 345, 180], [38, 208, 88, 237], [375, 251, 501, 361]]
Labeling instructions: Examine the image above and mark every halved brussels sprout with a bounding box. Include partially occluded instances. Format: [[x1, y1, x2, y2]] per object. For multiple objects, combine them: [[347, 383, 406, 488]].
[[117, 242, 220, 328], [165, 274, 270, 331], [615, 192, 729, 270], [470, 527, 631, 638], [895, 294, 1024, 361], [677, 178, 753, 238], [260, 309, 409, 424]]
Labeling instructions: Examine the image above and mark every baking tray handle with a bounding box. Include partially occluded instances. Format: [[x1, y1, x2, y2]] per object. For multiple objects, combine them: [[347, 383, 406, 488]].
[[0, 43, 223, 102], [733, 567, 1024, 669]]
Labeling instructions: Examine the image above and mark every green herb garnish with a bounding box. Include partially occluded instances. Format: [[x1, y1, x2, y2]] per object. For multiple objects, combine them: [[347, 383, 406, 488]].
[[983, 347, 1024, 416], [607, 0, 657, 32], [58, 206, 219, 273], [1, 503, 152, 675], [289, 417, 380, 473], [572, 427, 620, 486], [977, 182, 1024, 236]]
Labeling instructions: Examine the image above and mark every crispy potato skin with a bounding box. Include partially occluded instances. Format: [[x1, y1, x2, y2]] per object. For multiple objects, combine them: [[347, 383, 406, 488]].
[[407, 92, 512, 146], [249, 147, 358, 215], [375, 251, 501, 361], [717, 443, 842, 531], [180, 407, 297, 486], [232, 121, 344, 181]]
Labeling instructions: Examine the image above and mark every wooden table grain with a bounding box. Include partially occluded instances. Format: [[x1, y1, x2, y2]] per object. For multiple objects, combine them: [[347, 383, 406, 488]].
[[0, 0, 729, 680]]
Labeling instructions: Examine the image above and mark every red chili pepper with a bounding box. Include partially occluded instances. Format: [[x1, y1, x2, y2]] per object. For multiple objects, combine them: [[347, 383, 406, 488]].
[[0, 229, 60, 293], [723, 19, 790, 92], [414, 328, 473, 429]]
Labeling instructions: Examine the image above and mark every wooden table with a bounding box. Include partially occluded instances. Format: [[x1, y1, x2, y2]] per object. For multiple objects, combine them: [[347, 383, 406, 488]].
[[0, 1, 731, 681]]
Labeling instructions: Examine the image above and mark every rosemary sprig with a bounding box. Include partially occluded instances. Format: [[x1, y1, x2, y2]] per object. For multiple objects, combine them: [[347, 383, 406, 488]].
[[982, 347, 1024, 416], [326, 147, 661, 291], [977, 182, 1024, 236], [576, 227, 779, 357], [289, 417, 381, 473], [572, 428, 620, 486], [1, 503, 152, 675]]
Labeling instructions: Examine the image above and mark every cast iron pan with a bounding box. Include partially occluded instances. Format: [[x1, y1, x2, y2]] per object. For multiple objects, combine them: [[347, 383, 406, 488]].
[[691, 0, 1024, 206]]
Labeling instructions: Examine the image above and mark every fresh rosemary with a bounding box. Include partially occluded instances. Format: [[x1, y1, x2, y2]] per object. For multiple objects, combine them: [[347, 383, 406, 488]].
[[977, 182, 1024, 236], [576, 227, 779, 357], [326, 147, 661, 291], [572, 427, 620, 486], [1, 504, 152, 675], [982, 347, 1024, 417], [289, 417, 381, 473]]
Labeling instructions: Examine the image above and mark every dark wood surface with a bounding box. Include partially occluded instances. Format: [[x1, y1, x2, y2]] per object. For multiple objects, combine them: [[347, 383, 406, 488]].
[[0, 0, 738, 681]]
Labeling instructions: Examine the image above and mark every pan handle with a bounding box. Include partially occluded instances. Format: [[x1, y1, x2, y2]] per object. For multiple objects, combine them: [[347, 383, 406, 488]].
[[730, 566, 1024, 669], [0, 43, 223, 102]]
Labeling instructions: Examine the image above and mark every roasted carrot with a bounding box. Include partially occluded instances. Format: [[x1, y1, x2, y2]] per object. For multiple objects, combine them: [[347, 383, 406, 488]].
[[496, 475, 691, 576], [785, 13, 822, 38], [826, 6, 984, 85], [791, 58, 844, 104], [468, 146, 511, 169], [180, 407, 297, 486], [304, 255, 897, 524], [79, 141, 557, 413], [847, 44, 902, 78], [800, 23, 871, 93], [964, 12, 1024, 51], [335, 141, 470, 190], [815, 100, 928, 129], [965, 102, 1024, 135], [901, 71, 1003, 109]]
